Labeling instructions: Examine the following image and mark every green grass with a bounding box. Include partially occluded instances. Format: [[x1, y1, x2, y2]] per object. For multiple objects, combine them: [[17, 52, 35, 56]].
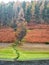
[[0, 47, 49, 61], [18, 49, 49, 61], [0, 47, 17, 59]]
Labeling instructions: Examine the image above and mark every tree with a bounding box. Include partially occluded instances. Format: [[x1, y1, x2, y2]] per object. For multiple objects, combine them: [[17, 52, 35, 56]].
[[21, 1, 26, 18], [42, 1, 49, 24], [5, 2, 14, 26], [16, 7, 27, 43], [12, 7, 27, 60], [0, 3, 3, 27], [0, 2, 15, 27], [25, 5, 32, 23], [22, 1, 26, 12], [34, 2, 40, 23]]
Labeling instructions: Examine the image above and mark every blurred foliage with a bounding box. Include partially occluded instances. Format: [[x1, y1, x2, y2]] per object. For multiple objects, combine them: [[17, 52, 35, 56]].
[[0, 0, 49, 27]]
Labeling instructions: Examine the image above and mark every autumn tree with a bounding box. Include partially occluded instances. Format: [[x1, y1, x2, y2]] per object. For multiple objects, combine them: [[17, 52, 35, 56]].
[[16, 7, 27, 43]]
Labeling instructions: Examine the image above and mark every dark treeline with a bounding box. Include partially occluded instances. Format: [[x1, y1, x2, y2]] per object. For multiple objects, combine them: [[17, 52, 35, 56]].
[[0, 0, 49, 28]]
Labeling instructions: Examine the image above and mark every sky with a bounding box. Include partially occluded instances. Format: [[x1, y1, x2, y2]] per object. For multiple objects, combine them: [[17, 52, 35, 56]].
[[0, 0, 33, 3]]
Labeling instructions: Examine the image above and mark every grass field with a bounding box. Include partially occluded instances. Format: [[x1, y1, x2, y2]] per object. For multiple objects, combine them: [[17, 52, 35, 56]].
[[0, 47, 17, 59], [0, 46, 49, 61], [18, 50, 49, 61]]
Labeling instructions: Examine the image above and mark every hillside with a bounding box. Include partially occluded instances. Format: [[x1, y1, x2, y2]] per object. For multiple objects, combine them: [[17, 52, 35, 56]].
[[0, 24, 49, 43], [0, 28, 16, 43], [24, 24, 49, 43]]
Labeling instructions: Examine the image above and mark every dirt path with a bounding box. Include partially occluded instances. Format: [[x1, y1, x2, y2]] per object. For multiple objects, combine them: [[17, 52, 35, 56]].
[[18, 43, 49, 52], [0, 43, 49, 52], [0, 43, 13, 48]]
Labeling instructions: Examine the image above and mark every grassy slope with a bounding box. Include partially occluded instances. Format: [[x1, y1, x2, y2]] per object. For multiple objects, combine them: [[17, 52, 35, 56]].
[[0, 46, 49, 61], [17, 48, 49, 61], [0, 47, 17, 59]]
